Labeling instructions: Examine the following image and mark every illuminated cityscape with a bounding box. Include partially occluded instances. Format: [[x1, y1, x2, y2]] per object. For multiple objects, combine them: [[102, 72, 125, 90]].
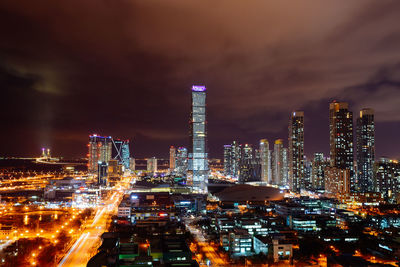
[[2, 1, 400, 267]]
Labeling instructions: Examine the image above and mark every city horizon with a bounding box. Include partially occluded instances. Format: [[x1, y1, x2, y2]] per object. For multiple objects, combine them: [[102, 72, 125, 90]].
[[1, 97, 398, 161]]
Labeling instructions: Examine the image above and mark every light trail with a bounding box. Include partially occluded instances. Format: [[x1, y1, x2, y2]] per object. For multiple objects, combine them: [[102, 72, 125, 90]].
[[58, 232, 90, 267]]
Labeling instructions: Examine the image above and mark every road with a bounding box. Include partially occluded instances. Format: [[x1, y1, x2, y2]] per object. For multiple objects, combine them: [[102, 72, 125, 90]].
[[185, 217, 227, 266], [58, 191, 124, 267]]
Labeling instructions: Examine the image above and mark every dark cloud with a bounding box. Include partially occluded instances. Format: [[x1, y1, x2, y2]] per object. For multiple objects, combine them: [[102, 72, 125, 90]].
[[1, 0, 400, 159]]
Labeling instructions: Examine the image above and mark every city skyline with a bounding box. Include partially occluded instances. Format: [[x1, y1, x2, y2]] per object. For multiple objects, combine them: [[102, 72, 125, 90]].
[[1, 2, 400, 266], [1, 1, 400, 160]]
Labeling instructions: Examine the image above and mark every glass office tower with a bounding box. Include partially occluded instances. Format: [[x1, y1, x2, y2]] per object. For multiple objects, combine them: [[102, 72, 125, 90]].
[[189, 85, 209, 193]]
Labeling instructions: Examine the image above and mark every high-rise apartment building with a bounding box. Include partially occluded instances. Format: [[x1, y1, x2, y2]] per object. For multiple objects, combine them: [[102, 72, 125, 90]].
[[189, 85, 208, 193], [288, 111, 304, 193], [88, 135, 112, 173], [175, 147, 188, 177], [324, 167, 350, 197], [376, 158, 400, 203], [329, 102, 354, 190], [239, 145, 261, 183], [147, 157, 157, 173], [223, 141, 241, 178], [231, 141, 241, 178], [304, 158, 312, 189], [223, 145, 232, 176], [311, 153, 328, 191], [356, 108, 375, 192], [242, 144, 253, 161], [282, 148, 289, 186], [260, 139, 271, 183], [169, 146, 176, 171], [272, 139, 287, 185]]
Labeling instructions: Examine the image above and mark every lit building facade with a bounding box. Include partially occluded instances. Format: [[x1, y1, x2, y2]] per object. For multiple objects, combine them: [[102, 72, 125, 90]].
[[311, 153, 328, 191], [376, 158, 400, 203], [324, 167, 350, 197], [239, 147, 262, 183], [189, 85, 209, 193], [303, 158, 312, 189], [223, 145, 232, 176], [288, 111, 304, 193], [356, 108, 375, 192], [231, 141, 241, 178], [98, 161, 108, 185], [169, 146, 176, 171], [112, 139, 130, 170], [175, 147, 188, 177], [223, 141, 241, 178], [129, 158, 135, 171], [260, 139, 271, 183], [147, 157, 157, 173], [88, 135, 112, 173], [282, 148, 289, 186], [242, 144, 253, 161], [329, 102, 354, 190], [272, 139, 288, 185]]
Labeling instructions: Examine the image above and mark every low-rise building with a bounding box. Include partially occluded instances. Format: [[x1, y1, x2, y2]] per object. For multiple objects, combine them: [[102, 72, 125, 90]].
[[220, 228, 253, 256]]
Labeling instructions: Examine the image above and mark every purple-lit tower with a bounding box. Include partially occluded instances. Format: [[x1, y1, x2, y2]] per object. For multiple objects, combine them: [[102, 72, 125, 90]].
[[189, 85, 209, 194]]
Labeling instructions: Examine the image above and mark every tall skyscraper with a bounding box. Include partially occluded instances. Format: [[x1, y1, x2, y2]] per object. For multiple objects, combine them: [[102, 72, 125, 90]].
[[260, 139, 271, 183], [169, 146, 176, 171], [356, 108, 375, 192], [175, 147, 188, 177], [272, 139, 286, 185], [239, 144, 261, 183], [112, 139, 130, 170], [288, 111, 304, 193], [223, 145, 232, 176], [223, 141, 241, 178], [329, 102, 354, 190], [282, 148, 289, 186], [88, 135, 112, 173], [189, 85, 208, 193], [231, 141, 241, 178]]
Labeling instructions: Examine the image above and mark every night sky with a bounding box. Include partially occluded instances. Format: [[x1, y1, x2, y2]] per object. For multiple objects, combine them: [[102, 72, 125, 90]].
[[1, 1, 400, 159]]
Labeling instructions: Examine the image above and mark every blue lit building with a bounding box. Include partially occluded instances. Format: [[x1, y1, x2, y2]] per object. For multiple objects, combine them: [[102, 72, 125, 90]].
[[112, 139, 130, 170], [189, 85, 209, 194]]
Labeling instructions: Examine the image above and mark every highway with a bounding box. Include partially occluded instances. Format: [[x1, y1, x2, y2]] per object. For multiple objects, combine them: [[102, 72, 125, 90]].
[[58, 190, 124, 267]]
